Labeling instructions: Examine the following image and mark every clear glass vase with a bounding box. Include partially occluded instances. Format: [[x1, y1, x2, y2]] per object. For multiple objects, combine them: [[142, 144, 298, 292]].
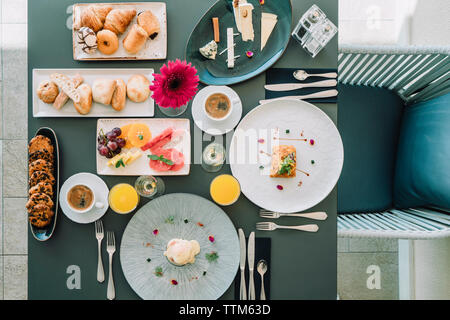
[[158, 103, 188, 117]]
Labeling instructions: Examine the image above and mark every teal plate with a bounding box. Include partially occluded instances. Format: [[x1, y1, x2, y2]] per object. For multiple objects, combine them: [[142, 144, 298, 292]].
[[185, 0, 292, 85]]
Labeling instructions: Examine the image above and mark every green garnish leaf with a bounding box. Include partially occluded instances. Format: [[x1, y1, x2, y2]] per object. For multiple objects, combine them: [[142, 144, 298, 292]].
[[138, 134, 144, 140], [278, 152, 295, 175], [148, 154, 174, 166], [286, 129, 290, 134], [115, 159, 125, 168], [205, 251, 219, 263], [155, 266, 163, 277], [165, 216, 175, 224]]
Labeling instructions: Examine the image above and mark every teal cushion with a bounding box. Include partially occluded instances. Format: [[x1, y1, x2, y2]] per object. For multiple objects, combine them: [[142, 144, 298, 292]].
[[337, 84, 404, 213], [394, 93, 450, 209]]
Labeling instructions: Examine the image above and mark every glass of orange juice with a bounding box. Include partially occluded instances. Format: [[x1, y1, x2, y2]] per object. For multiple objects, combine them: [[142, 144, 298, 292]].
[[210, 174, 241, 206], [108, 183, 140, 214]]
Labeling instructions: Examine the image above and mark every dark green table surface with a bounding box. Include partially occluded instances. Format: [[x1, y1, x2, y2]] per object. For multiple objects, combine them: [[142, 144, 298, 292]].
[[28, 0, 338, 300]]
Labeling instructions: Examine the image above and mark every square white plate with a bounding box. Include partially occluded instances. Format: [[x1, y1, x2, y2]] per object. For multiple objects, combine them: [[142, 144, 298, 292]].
[[73, 2, 167, 60], [33, 68, 154, 117], [96, 118, 191, 176]]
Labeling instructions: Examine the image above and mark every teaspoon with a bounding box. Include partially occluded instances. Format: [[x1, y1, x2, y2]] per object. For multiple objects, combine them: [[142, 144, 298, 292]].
[[257, 260, 268, 300], [293, 69, 337, 81]]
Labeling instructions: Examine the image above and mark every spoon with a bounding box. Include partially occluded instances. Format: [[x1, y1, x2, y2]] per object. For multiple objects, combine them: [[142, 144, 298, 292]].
[[257, 259, 268, 300], [293, 69, 337, 81]]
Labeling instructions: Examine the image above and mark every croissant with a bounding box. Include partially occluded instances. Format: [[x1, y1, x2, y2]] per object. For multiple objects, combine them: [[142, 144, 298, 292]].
[[104, 9, 137, 35], [80, 5, 113, 32]]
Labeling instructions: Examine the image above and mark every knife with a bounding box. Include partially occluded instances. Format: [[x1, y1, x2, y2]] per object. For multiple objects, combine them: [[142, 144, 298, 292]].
[[238, 228, 247, 300], [264, 79, 337, 92], [259, 89, 338, 104], [247, 231, 256, 300]]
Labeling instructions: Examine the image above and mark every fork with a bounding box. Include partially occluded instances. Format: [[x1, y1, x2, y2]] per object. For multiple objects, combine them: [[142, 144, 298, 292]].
[[256, 222, 319, 232], [106, 231, 116, 300], [259, 209, 327, 221], [95, 220, 105, 283]]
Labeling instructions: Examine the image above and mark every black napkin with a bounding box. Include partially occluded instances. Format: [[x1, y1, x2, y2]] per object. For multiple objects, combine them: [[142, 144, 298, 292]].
[[265, 68, 338, 103], [234, 237, 271, 300]]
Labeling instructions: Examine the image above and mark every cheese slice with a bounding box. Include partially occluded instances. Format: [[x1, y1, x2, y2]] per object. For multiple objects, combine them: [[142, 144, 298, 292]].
[[107, 150, 142, 167], [261, 13, 278, 50], [239, 3, 254, 42]]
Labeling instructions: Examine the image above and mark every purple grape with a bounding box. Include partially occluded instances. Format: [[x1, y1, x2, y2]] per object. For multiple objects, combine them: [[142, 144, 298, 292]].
[[112, 127, 122, 137], [98, 145, 109, 157], [107, 140, 118, 151], [116, 138, 126, 148], [97, 135, 107, 145], [105, 152, 114, 159], [113, 147, 122, 155], [106, 131, 117, 140]]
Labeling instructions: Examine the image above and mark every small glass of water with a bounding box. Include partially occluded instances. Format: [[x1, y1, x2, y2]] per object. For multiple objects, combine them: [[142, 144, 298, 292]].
[[135, 175, 165, 199], [202, 142, 226, 173]]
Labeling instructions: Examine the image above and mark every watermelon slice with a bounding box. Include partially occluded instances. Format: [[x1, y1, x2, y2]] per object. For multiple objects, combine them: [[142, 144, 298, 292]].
[[141, 128, 174, 152], [149, 148, 185, 172]]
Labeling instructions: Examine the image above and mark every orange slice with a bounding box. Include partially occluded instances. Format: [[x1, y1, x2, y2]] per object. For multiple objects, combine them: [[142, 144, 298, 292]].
[[127, 123, 152, 148], [119, 124, 133, 149]]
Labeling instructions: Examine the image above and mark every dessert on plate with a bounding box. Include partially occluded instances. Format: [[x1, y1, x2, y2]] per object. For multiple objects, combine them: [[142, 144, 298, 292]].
[[270, 145, 296, 178], [164, 238, 201, 266]]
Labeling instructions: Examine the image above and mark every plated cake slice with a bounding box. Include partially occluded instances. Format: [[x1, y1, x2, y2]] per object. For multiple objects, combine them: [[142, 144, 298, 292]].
[[270, 145, 296, 178]]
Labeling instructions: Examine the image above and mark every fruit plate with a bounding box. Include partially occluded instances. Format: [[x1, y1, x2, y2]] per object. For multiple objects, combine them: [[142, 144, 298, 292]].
[[73, 2, 167, 61], [185, 0, 292, 85], [33, 68, 154, 117], [96, 118, 191, 176]]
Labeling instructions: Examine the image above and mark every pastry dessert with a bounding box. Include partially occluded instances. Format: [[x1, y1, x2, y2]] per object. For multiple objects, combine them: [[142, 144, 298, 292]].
[[111, 79, 127, 111], [28, 135, 54, 155], [29, 204, 54, 228], [92, 79, 116, 105], [29, 149, 54, 164], [79, 5, 113, 32], [77, 27, 98, 54], [126, 74, 150, 103], [104, 9, 136, 34], [37, 81, 59, 104], [53, 74, 84, 110], [164, 239, 200, 266], [123, 24, 148, 54], [27, 135, 56, 229], [270, 145, 296, 178], [97, 29, 119, 55], [26, 193, 54, 213], [137, 10, 160, 39], [29, 181, 53, 197], [74, 83, 93, 115], [29, 159, 53, 177], [29, 170, 56, 187]]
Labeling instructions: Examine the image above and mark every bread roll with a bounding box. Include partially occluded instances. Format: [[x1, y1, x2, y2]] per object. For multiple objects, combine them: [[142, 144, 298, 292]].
[[37, 81, 59, 104], [123, 24, 148, 54], [92, 79, 116, 105], [111, 79, 127, 111], [127, 74, 151, 103], [80, 5, 113, 32], [73, 84, 93, 115]]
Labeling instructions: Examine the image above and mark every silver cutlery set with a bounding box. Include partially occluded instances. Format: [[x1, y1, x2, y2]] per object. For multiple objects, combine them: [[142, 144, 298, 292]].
[[239, 229, 267, 300], [260, 69, 338, 104], [256, 209, 328, 232], [95, 220, 116, 300]]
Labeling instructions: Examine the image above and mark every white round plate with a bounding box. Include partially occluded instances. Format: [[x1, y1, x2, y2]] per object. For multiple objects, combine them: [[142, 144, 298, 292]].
[[59, 173, 109, 224], [229, 99, 344, 213], [191, 86, 243, 136], [120, 193, 240, 300]]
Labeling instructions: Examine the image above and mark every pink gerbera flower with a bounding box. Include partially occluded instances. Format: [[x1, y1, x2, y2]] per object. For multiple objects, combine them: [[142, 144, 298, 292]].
[[150, 59, 199, 109]]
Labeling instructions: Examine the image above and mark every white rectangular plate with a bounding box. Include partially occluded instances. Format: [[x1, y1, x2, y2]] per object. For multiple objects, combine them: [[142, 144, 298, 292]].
[[33, 68, 154, 117], [96, 118, 191, 176], [73, 2, 167, 60]]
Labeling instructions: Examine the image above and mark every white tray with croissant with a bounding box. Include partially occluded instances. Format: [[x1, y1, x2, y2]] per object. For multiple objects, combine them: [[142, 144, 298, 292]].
[[72, 2, 167, 60], [33, 68, 155, 117]]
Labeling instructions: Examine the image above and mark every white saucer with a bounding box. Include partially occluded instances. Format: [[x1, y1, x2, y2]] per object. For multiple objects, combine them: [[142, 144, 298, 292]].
[[59, 172, 109, 224], [191, 85, 243, 136]]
